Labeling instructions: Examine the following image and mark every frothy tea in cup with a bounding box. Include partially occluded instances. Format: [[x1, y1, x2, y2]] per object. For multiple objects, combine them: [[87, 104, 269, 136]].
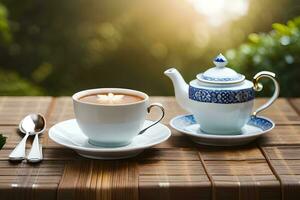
[[79, 92, 144, 105], [73, 88, 165, 147]]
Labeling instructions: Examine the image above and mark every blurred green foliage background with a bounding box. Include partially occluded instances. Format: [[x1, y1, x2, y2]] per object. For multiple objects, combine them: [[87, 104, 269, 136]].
[[0, 0, 299, 96]]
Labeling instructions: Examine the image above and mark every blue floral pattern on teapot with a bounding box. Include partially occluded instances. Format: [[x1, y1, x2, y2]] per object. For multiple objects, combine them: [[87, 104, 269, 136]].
[[189, 87, 255, 104]]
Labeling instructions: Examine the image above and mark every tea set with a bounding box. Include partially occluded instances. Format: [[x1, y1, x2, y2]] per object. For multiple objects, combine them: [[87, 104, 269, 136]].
[[10, 53, 279, 160], [166, 53, 279, 146]]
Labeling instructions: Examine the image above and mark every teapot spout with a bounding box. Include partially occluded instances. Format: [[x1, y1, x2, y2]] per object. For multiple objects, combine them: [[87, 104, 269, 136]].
[[164, 68, 190, 112]]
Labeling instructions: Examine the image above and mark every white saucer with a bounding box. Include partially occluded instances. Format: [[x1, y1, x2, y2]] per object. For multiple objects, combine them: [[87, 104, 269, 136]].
[[49, 119, 171, 159], [170, 114, 274, 146]]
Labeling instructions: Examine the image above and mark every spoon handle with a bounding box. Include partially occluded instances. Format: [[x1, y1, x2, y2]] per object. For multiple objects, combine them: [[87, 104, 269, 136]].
[[27, 134, 42, 163], [9, 133, 29, 160]]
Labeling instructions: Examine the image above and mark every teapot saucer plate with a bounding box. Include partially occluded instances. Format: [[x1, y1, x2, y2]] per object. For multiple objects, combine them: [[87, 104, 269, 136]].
[[49, 119, 171, 159], [170, 114, 274, 146]]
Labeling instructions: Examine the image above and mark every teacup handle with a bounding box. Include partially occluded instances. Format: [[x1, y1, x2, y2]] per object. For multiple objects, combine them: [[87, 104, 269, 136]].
[[139, 103, 165, 135], [252, 71, 280, 116]]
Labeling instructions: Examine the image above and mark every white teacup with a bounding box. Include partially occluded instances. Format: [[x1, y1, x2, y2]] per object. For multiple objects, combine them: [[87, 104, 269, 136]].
[[72, 88, 164, 147]]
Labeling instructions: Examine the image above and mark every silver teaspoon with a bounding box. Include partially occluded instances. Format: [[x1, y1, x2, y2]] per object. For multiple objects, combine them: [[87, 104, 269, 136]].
[[25, 114, 46, 163], [9, 114, 46, 162]]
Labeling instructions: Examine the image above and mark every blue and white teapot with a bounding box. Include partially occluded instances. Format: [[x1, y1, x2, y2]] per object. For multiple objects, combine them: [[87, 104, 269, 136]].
[[164, 54, 279, 134]]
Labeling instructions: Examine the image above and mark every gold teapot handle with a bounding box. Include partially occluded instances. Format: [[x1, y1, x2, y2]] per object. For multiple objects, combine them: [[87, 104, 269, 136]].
[[252, 71, 280, 116]]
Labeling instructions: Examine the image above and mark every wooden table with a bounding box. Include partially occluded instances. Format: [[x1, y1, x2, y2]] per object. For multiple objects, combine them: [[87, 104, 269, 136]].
[[1, 97, 300, 200]]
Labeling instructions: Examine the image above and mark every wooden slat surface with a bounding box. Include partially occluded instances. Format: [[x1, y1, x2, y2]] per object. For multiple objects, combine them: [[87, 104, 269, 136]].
[[58, 160, 138, 200], [200, 146, 281, 200], [0, 160, 64, 199], [0, 97, 52, 125], [289, 98, 300, 116], [0, 97, 300, 200], [258, 126, 300, 146], [254, 98, 300, 125], [47, 97, 74, 126], [138, 148, 211, 200], [262, 146, 300, 200]]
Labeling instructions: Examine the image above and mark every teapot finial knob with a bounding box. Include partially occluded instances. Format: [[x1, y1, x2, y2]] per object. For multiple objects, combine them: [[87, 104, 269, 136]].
[[213, 53, 228, 68]]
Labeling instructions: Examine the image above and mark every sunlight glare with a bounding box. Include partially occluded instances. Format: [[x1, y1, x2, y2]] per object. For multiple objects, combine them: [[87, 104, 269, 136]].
[[188, 0, 249, 26]]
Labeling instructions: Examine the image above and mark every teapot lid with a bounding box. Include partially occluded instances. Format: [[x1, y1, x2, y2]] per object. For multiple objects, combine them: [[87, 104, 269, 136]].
[[196, 54, 245, 84]]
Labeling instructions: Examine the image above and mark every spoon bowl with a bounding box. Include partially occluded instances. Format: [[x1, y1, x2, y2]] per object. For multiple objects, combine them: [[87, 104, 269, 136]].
[[19, 114, 46, 135]]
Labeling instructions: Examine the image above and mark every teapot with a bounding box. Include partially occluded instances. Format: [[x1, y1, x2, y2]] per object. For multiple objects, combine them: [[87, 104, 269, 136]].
[[164, 54, 279, 134]]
